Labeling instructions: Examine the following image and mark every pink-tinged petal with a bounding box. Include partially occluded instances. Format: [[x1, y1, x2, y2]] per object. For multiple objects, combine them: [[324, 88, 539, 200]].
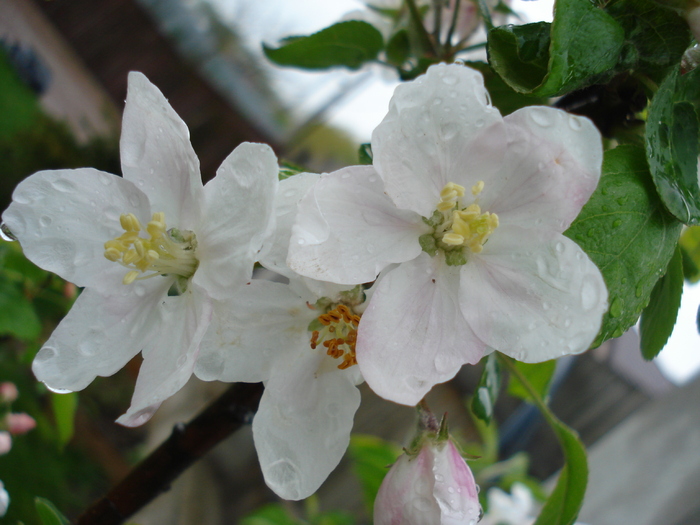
[[193, 142, 278, 301], [0, 432, 11, 455], [372, 63, 502, 217], [120, 72, 203, 228], [2, 169, 151, 294], [195, 280, 315, 383], [288, 166, 427, 285], [476, 106, 602, 231], [259, 172, 320, 280], [461, 226, 608, 362], [357, 253, 485, 406], [117, 283, 213, 427], [6, 413, 36, 435], [32, 281, 168, 392], [374, 440, 481, 525], [253, 353, 360, 500]]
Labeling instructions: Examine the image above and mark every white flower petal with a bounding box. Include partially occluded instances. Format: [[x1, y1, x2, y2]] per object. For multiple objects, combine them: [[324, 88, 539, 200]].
[[253, 354, 360, 500], [288, 165, 427, 285], [195, 280, 314, 383], [372, 63, 502, 217], [193, 142, 279, 300], [259, 172, 320, 280], [32, 281, 169, 392], [117, 283, 214, 427], [357, 253, 485, 406], [461, 226, 608, 362], [120, 71, 203, 228], [477, 106, 603, 231], [2, 169, 151, 293]]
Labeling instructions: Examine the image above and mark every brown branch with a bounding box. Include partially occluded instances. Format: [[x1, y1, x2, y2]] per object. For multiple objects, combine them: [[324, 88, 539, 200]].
[[75, 382, 264, 525]]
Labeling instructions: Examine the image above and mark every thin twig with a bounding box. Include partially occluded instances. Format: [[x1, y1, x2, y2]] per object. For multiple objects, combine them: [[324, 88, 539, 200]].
[[75, 382, 264, 525]]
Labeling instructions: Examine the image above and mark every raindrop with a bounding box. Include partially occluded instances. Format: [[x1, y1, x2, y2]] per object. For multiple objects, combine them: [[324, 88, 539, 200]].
[[297, 238, 306, 245], [612, 219, 622, 228], [79, 340, 97, 357], [99, 173, 112, 186], [555, 241, 564, 253], [587, 228, 596, 237], [0, 223, 17, 241], [442, 74, 458, 85], [529, 108, 552, 127], [51, 178, 76, 192], [564, 318, 572, 328], [447, 486, 454, 493], [569, 116, 583, 130], [283, 189, 297, 198], [441, 122, 459, 140], [40, 216, 52, 227], [46, 385, 73, 395], [475, 119, 485, 128], [635, 282, 644, 298], [609, 296, 622, 318], [542, 301, 550, 311], [149, 168, 155, 175], [435, 474, 445, 482], [433, 98, 443, 105], [617, 196, 628, 206]]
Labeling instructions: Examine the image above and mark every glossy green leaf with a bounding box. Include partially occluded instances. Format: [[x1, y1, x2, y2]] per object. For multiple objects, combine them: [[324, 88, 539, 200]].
[[263, 21, 384, 70], [605, 0, 690, 76], [507, 360, 556, 403], [386, 29, 411, 67], [488, 0, 624, 97], [645, 66, 700, 224], [565, 145, 682, 346], [35, 497, 70, 525], [347, 434, 402, 514], [51, 392, 78, 448], [0, 274, 41, 341], [471, 354, 501, 423], [466, 61, 548, 116], [640, 245, 684, 360]]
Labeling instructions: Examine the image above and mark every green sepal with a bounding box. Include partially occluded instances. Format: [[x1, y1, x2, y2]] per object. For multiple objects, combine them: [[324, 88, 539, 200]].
[[422, 210, 444, 228], [35, 497, 70, 525], [419, 233, 438, 256], [444, 249, 467, 266]]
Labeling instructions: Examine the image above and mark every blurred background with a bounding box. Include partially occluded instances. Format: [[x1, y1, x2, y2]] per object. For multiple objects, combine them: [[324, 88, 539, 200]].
[[1, 0, 699, 524]]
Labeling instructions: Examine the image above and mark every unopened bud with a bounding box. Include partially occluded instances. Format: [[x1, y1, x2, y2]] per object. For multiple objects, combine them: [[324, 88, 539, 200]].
[[0, 432, 11, 455], [7, 413, 36, 435], [0, 383, 18, 403]]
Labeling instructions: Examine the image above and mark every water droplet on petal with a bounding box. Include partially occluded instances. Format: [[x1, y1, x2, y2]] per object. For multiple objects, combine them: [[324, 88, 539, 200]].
[[569, 116, 583, 130], [51, 178, 76, 192], [297, 238, 306, 245], [46, 385, 73, 394], [39, 216, 52, 227], [433, 98, 443, 105], [475, 119, 485, 128], [442, 74, 457, 85], [441, 122, 459, 140], [529, 108, 552, 128]]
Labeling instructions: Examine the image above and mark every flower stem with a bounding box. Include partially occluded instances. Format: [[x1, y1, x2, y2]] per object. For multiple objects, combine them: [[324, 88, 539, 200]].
[[75, 382, 264, 525]]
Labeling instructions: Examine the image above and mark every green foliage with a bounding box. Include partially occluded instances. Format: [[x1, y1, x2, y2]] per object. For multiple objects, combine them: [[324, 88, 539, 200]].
[[680, 225, 700, 282], [347, 434, 402, 516], [645, 66, 700, 225], [488, 0, 625, 97], [467, 61, 548, 116], [35, 497, 70, 525], [358, 143, 373, 166], [507, 360, 557, 403], [51, 392, 78, 449], [471, 354, 501, 423], [606, 0, 690, 77], [240, 504, 302, 525], [0, 272, 41, 341], [640, 245, 684, 360], [263, 21, 384, 70], [565, 145, 683, 346]]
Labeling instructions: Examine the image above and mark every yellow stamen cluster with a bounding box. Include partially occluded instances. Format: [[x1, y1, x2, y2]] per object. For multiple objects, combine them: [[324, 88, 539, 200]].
[[104, 212, 198, 285], [435, 181, 499, 254], [310, 304, 360, 370]]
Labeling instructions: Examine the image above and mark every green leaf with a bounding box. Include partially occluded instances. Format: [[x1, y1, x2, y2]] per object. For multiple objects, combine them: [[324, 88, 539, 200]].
[[471, 354, 501, 423], [240, 503, 302, 525], [645, 66, 700, 224], [35, 497, 70, 525], [278, 160, 307, 181], [51, 392, 78, 448], [0, 274, 41, 341], [507, 360, 556, 403], [532, 421, 588, 525], [386, 29, 411, 67], [311, 512, 355, 525], [640, 245, 684, 360], [358, 143, 373, 165], [263, 21, 384, 70], [565, 145, 682, 346], [466, 61, 548, 116], [347, 434, 402, 514], [488, 0, 624, 97], [679, 225, 700, 282], [502, 357, 588, 525], [605, 0, 690, 76]]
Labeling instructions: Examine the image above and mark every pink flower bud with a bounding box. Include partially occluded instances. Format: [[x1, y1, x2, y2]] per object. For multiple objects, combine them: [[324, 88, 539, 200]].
[[7, 413, 36, 435], [0, 383, 18, 403], [374, 439, 481, 525], [0, 432, 11, 455]]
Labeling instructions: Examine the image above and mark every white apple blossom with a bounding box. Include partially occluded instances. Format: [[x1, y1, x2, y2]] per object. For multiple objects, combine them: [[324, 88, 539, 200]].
[[195, 173, 369, 500], [288, 63, 608, 406], [374, 438, 481, 525], [1, 72, 278, 427]]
